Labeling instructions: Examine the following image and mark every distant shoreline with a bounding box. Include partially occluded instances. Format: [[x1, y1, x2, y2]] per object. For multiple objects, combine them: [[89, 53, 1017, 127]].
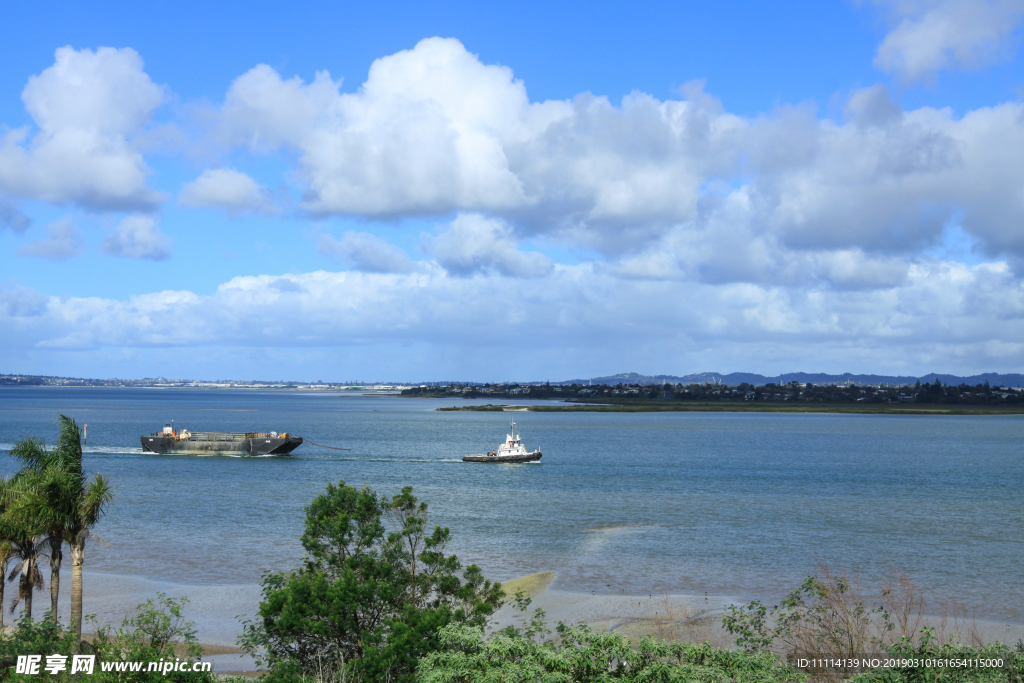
[[438, 401, 1024, 415]]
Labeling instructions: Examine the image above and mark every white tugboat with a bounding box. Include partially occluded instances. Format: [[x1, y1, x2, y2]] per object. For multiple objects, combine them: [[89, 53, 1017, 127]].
[[463, 421, 542, 463]]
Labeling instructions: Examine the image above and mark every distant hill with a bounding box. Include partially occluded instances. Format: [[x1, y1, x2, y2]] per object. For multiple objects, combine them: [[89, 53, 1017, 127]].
[[557, 371, 1024, 387]]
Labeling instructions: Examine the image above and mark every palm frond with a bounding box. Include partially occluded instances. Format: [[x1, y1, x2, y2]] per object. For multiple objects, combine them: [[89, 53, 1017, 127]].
[[2, 468, 76, 535], [52, 415, 84, 474], [80, 474, 114, 527], [82, 528, 110, 548], [7, 438, 49, 470]]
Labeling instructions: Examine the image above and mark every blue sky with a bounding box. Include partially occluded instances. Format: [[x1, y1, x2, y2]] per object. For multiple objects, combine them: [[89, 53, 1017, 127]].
[[2, 0, 1024, 381]]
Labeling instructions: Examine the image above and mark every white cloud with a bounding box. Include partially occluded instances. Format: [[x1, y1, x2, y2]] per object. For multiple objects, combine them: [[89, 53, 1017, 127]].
[[203, 40, 1024, 268], [0, 47, 165, 210], [213, 39, 741, 233], [429, 213, 553, 277], [219, 38, 531, 217], [872, 0, 1024, 83], [178, 168, 278, 215], [2, 259, 1023, 378], [604, 190, 911, 292], [317, 231, 417, 273], [750, 95, 1024, 260], [100, 214, 172, 260], [17, 217, 84, 260]]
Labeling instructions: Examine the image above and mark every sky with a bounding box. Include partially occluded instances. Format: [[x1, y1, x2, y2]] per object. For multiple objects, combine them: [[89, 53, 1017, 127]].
[[2, 0, 1024, 382]]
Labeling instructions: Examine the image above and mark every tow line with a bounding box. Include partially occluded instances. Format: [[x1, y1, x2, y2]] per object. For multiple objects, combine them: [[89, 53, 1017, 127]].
[[304, 440, 352, 451]]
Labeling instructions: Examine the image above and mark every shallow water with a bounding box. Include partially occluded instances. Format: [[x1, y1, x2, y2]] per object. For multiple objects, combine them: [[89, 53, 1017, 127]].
[[1, 387, 1021, 624]]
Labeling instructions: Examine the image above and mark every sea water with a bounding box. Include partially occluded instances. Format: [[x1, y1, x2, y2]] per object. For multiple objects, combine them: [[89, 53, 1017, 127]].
[[0, 387, 1021, 625]]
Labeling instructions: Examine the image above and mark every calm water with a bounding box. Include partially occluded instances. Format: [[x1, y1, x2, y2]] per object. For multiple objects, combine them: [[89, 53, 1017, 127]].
[[0, 387, 1021, 623]]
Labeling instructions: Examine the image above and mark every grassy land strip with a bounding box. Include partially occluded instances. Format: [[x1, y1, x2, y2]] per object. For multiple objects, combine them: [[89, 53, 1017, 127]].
[[438, 401, 1024, 414]]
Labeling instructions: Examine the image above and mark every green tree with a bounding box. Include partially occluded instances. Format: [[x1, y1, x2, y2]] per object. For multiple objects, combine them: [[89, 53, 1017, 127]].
[[7, 436, 62, 621], [240, 481, 504, 683], [5, 527, 45, 620], [5, 415, 113, 637], [0, 538, 13, 631], [0, 475, 47, 622]]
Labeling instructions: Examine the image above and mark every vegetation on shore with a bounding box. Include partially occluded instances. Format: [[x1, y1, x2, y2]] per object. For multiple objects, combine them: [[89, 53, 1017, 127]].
[[418, 377, 1024, 413], [2, 416, 112, 636], [439, 401, 1024, 414], [237, 484, 1024, 683], [0, 594, 248, 681], [0, 417, 238, 680], [239, 481, 505, 683], [723, 564, 1024, 683], [419, 619, 806, 683]]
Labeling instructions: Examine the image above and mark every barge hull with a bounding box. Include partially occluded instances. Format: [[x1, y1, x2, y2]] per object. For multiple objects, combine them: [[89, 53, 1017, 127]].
[[463, 451, 542, 463], [141, 436, 303, 456]]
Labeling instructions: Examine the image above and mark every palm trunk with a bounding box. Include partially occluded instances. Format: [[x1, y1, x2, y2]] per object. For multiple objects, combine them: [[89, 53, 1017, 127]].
[[22, 574, 33, 619], [70, 539, 85, 638], [48, 536, 62, 622], [0, 567, 4, 631]]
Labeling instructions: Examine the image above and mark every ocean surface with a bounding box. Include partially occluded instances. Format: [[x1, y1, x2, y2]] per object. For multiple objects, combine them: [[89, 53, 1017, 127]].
[[0, 387, 1021, 625]]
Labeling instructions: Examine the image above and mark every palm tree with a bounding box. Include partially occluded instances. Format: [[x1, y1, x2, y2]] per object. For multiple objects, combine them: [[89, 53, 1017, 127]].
[[0, 477, 38, 628], [0, 537, 15, 631], [6, 530, 45, 619], [7, 437, 64, 621], [6, 416, 112, 637]]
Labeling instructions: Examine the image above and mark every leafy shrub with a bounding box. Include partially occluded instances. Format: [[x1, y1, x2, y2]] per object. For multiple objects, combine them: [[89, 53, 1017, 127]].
[[0, 612, 79, 678], [848, 631, 1024, 683], [90, 593, 208, 682], [0, 595, 218, 682], [417, 622, 807, 683], [722, 566, 1019, 683], [239, 481, 504, 683], [723, 567, 889, 663]]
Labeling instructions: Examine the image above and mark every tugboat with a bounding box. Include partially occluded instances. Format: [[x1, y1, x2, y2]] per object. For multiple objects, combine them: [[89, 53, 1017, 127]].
[[463, 422, 542, 463], [141, 424, 303, 456]]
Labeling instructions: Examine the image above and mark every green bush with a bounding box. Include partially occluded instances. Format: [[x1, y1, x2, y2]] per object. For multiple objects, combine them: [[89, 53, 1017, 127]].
[[239, 481, 504, 683], [722, 567, 1024, 683], [417, 622, 807, 683], [849, 631, 1024, 683], [0, 612, 79, 679], [89, 594, 208, 682], [0, 595, 220, 682]]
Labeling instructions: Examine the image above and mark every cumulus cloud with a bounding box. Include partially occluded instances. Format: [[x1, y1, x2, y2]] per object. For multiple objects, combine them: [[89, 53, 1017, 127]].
[[201, 40, 1024, 268], [212, 38, 741, 233], [218, 39, 530, 217], [178, 168, 278, 215], [17, 217, 84, 260], [604, 191, 911, 292], [429, 214, 553, 277], [872, 0, 1024, 83], [740, 92, 1024, 261], [317, 231, 417, 273], [100, 214, 172, 260], [0, 47, 165, 210]]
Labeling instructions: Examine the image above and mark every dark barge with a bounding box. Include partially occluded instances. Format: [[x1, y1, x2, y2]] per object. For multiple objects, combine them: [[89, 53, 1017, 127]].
[[141, 424, 303, 456]]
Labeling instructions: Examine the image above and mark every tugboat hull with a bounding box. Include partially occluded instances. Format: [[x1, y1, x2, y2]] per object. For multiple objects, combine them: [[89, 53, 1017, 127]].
[[141, 434, 303, 456], [462, 451, 542, 463]]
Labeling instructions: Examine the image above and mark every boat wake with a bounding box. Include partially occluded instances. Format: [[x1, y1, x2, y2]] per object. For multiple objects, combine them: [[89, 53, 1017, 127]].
[[0, 444, 144, 456], [313, 456, 464, 463]]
